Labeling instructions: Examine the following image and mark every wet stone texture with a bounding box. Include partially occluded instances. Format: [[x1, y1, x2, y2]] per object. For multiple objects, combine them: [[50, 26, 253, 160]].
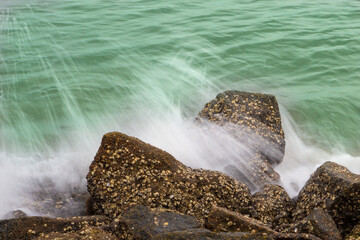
[[86, 132, 252, 222], [33, 226, 119, 240], [0, 215, 113, 240], [284, 208, 341, 240], [205, 205, 277, 235], [3, 210, 27, 219], [156, 229, 273, 240], [252, 185, 295, 228], [294, 161, 360, 236], [345, 224, 360, 240], [197, 91, 285, 190], [205, 206, 321, 240], [110, 205, 202, 239]]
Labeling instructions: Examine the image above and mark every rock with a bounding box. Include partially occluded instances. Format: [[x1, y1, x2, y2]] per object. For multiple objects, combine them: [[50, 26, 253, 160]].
[[223, 154, 281, 192], [110, 205, 272, 240], [198, 90, 285, 165], [34, 226, 119, 240], [345, 224, 360, 240], [0, 215, 112, 240], [110, 205, 202, 239], [284, 208, 341, 240], [87, 132, 252, 221], [23, 182, 89, 218], [205, 206, 276, 235], [3, 210, 27, 219], [252, 185, 295, 228], [155, 229, 273, 240], [205, 206, 321, 240], [197, 91, 285, 190], [294, 161, 360, 235], [272, 233, 322, 240]]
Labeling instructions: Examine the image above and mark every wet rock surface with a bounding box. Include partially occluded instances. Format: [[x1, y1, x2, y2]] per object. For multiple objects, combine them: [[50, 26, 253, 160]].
[[198, 91, 285, 165], [205, 206, 321, 240], [2, 91, 360, 240], [3, 210, 27, 219], [110, 205, 202, 239], [21, 183, 89, 218], [197, 91, 285, 189], [345, 224, 360, 240], [0, 215, 112, 240], [284, 208, 341, 240], [272, 233, 322, 240], [155, 229, 273, 240], [205, 206, 276, 235], [294, 161, 360, 236], [87, 131, 252, 221], [33, 226, 119, 240], [252, 185, 295, 228]]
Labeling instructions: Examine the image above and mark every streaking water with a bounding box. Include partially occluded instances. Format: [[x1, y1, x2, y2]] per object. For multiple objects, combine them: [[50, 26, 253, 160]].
[[0, 0, 359, 217]]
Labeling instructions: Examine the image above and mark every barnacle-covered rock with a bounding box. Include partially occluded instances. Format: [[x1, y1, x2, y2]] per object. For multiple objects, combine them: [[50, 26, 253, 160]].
[[87, 132, 252, 221], [205, 206, 321, 240], [294, 161, 360, 236], [0, 215, 113, 240], [198, 91, 285, 165], [205, 206, 276, 235], [345, 224, 360, 240], [284, 208, 341, 240], [156, 229, 273, 240], [34, 226, 119, 240], [252, 185, 295, 228], [197, 91, 285, 190]]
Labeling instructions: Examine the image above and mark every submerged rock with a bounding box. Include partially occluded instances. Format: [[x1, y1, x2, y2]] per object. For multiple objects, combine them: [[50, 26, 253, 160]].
[[252, 185, 295, 228], [294, 161, 360, 236], [197, 91, 285, 190], [87, 132, 252, 221]]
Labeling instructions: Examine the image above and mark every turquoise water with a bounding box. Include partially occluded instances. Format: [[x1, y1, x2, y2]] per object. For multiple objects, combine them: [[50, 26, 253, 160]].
[[0, 0, 359, 217]]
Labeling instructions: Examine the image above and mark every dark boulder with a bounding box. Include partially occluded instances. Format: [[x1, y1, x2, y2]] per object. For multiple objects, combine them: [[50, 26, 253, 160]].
[[110, 205, 202, 239], [284, 208, 341, 240], [197, 91, 285, 190], [87, 132, 252, 221], [345, 224, 360, 240], [0, 215, 112, 240], [205, 206, 277, 235], [252, 185, 295, 228], [205, 206, 321, 240], [197, 90, 285, 165], [155, 229, 273, 240], [33, 226, 119, 239], [272, 233, 322, 240], [294, 161, 360, 235]]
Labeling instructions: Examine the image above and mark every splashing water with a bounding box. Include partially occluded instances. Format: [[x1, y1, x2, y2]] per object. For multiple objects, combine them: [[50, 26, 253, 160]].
[[0, 0, 360, 217]]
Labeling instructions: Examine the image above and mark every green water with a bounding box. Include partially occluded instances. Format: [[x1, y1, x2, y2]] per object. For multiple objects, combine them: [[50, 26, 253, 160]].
[[1, 0, 359, 154], [0, 0, 359, 216]]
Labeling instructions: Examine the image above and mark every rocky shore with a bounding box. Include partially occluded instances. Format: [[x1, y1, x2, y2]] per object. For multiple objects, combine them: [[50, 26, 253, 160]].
[[1, 91, 359, 240]]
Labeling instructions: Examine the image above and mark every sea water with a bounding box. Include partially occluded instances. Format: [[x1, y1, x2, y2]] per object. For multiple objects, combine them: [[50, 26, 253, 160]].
[[0, 0, 359, 218]]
